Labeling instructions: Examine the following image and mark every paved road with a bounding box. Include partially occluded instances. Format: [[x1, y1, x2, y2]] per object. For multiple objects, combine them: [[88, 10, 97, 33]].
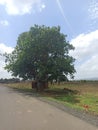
[[0, 85, 97, 130]]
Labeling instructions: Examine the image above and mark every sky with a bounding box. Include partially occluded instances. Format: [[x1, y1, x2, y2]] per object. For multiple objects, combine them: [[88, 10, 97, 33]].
[[0, 0, 98, 80]]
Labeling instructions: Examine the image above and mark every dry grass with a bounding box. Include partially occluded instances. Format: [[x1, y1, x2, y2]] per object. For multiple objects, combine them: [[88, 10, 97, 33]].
[[6, 81, 32, 90], [49, 81, 98, 94]]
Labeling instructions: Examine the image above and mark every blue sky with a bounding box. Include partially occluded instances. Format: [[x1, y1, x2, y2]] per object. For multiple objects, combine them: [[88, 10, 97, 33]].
[[0, 0, 98, 79]]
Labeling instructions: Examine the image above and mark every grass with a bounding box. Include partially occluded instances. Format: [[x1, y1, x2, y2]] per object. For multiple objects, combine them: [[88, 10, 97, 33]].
[[6, 81, 98, 115], [47, 82, 98, 115], [6, 81, 32, 90]]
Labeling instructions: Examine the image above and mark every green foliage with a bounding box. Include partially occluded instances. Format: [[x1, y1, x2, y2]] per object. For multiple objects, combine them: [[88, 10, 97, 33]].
[[4, 25, 75, 81]]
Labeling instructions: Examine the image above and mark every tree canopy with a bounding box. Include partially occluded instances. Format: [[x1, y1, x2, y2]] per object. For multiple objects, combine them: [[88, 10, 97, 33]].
[[5, 25, 76, 82]]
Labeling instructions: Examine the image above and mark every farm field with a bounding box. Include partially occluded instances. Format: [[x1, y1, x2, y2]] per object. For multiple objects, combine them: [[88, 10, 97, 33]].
[[6, 81, 98, 116]]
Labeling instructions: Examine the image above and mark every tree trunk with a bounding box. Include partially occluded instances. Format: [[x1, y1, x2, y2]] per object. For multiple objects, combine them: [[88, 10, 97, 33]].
[[31, 80, 48, 92]]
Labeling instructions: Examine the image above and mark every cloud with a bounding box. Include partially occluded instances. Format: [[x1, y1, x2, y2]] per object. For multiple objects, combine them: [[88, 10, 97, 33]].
[[0, 43, 13, 79], [70, 30, 98, 79], [0, 0, 45, 15], [0, 55, 12, 79], [75, 54, 98, 79], [0, 20, 9, 26], [88, 0, 98, 20], [87, 0, 98, 31], [0, 43, 13, 54]]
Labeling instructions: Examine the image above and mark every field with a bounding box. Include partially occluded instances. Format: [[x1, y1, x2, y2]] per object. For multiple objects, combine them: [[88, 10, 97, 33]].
[[6, 81, 98, 116]]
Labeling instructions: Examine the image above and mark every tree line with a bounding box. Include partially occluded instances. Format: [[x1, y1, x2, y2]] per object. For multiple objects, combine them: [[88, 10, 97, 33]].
[[0, 78, 20, 83]]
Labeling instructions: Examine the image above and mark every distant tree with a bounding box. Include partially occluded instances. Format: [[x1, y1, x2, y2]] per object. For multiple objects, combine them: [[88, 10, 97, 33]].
[[4, 25, 76, 90], [0, 78, 20, 83]]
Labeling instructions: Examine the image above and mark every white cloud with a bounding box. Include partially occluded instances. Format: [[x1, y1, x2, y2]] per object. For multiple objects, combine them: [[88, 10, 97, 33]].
[[75, 54, 98, 79], [88, 0, 98, 20], [70, 30, 98, 79], [0, 43, 13, 79], [0, 20, 9, 26], [0, 0, 45, 15], [88, 0, 98, 30], [0, 43, 13, 54], [0, 55, 12, 79]]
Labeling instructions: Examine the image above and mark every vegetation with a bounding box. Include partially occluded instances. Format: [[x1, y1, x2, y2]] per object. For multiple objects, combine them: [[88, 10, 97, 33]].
[[0, 78, 20, 83], [47, 81, 98, 114], [7, 81, 98, 116], [4, 25, 75, 90]]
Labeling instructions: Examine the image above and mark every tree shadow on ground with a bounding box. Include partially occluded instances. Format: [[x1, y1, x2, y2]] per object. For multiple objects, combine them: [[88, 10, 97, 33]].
[[11, 87, 80, 104], [42, 88, 80, 104], [9, 87, 40, 97]]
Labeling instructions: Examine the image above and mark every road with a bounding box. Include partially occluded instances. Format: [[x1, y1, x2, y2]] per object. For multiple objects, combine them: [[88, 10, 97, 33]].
[[0, 84, 97, 130]]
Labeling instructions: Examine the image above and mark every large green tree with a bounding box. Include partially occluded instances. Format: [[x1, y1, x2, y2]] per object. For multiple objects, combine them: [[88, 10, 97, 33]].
[[5, 25, 75, 85]]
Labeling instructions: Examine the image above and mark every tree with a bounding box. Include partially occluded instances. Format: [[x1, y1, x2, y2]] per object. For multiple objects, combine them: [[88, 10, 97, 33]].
[[5, 25, 76, 90]]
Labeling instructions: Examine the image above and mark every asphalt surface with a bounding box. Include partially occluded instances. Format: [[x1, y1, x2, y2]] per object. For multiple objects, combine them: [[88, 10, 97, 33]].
[[0, 84, 98, 130]]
